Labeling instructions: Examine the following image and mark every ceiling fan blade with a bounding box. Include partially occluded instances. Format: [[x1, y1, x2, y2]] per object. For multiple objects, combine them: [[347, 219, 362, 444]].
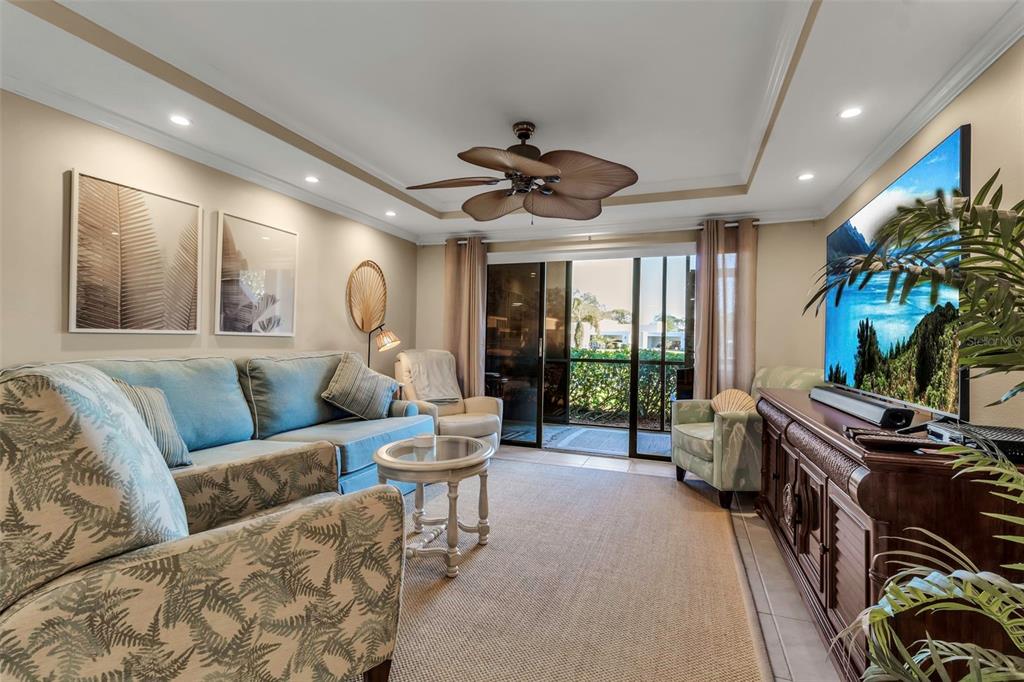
[[458, 147, 560, 178], [538, 150, 638, 200], [462, 189, 525, 221], [524, 192, 602, 221], [406, 176, 503, 190]]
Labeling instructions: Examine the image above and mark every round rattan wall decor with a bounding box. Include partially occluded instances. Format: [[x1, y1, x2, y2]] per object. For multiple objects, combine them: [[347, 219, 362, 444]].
[[346, 260, 387, 333]]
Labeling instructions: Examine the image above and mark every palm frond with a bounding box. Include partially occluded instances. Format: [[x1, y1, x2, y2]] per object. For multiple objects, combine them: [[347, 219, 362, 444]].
[[75, 176, 121, 329], [805, 171, 1024, 404], [117, 187, 165, 330], [163, 221, 199, 330]]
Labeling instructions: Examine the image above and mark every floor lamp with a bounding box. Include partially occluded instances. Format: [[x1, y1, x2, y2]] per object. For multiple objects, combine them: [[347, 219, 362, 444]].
[[367, 324, 401, 365]]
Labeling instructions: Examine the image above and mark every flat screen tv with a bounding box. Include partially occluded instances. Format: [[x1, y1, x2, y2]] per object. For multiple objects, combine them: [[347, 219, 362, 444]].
[[824, 125, 970, 419]]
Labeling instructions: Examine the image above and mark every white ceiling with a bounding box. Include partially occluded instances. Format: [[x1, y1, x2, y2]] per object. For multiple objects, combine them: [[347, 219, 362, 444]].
[[2, 0, 1022, 243]]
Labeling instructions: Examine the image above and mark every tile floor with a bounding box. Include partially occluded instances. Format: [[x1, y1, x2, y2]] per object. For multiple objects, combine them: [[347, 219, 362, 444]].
[[493, 445, 842, 682]]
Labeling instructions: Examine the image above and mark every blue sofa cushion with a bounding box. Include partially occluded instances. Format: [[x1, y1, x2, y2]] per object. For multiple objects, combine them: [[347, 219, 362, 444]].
[[268, 414, 433, 474], [237, 352, 357, 438], [85, 357, 254, 451]]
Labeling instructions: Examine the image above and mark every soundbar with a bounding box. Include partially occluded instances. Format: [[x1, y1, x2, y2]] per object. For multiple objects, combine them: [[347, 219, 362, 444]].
[[809, 386, 915, 429]]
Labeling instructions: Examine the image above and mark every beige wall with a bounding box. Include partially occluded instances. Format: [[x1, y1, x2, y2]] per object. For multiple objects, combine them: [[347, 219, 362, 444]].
[[755, 220, 824, 372], [814, 37, 1024, 426], [415, 244, 446, 351], [0, 92, 418, 374]]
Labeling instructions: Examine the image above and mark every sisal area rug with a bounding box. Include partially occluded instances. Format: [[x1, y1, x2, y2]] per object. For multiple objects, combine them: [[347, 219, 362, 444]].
[[384, 458, 770, 681]]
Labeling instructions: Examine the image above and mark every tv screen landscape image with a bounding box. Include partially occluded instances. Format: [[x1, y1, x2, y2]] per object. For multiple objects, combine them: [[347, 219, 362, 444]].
[[824, 126, 967, 417]]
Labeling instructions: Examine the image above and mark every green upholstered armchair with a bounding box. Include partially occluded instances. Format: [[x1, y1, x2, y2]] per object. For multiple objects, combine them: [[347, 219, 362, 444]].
[[671, 366, 823, 508], [0, 364, 403, 681]]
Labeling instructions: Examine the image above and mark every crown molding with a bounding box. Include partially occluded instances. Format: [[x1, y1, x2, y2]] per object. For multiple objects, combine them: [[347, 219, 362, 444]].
[[417, 206, 822, 245], [740, 0, 815, 182], [1, 77, 420, 243], [7, 0, 442, 219], [818, 6, 1024, 220], [12, 0, 825, 220]]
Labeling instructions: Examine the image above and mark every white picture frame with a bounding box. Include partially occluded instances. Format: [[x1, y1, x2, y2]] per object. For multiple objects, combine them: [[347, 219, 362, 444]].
[[69, 169, 203, 334], [214, 211, 298, 337]]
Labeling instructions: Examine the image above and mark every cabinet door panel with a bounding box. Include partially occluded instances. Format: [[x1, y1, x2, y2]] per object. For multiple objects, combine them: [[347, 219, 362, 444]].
[[763, 426, 781, 517], [779, 443, 801, 544], [827, 480, 872, 667], [797, 458, 827, 601]]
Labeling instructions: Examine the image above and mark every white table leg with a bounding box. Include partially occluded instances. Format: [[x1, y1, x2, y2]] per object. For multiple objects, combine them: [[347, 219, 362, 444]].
[[446, 480, 461, 578], [413, 483, 425, 533], [478, 470, 490, 545]]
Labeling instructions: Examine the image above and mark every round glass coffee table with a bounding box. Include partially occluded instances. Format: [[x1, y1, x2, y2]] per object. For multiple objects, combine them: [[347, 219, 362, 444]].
[[374, 435, 494, 578]]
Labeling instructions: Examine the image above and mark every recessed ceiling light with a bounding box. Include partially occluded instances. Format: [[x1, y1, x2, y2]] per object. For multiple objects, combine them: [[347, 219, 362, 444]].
[[385, 210, 397, 217], [839, 107, 862, 119], [798, 172, 815, 181], [261, 236, 271, 240], [169, 114, 191, 126], [305, 175, 319, 184]]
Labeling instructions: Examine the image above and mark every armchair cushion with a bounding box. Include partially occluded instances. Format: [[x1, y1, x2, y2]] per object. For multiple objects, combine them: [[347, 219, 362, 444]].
[[438, 412, 501, 438], [0, 486, 404, 681], [321, 354, 399, 420], [0, 364, 188, 612], [673, 422, 715, 462]]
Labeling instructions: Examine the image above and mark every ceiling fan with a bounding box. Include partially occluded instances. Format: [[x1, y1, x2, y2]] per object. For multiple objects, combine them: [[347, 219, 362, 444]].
[[406, 121, 638, 222]]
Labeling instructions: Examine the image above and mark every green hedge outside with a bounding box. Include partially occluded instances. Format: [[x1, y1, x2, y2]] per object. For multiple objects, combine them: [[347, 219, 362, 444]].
[[567, 349, 689, 429]]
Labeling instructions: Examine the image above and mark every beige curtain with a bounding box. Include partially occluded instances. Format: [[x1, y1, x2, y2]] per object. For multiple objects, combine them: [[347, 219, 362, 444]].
[[443, 237, 487, 397], [693, 218, 758, 399]]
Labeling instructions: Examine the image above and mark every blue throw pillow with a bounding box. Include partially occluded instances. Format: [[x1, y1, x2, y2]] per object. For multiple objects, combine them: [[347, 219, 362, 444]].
[[321, 355, 398, 420]]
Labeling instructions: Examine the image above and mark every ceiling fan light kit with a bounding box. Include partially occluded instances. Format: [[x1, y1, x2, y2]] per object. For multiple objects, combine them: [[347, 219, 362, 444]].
[[407, 121, 638, 221]]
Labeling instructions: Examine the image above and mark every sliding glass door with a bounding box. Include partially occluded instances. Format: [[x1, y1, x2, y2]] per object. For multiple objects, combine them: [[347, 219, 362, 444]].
[[635, 256, 696, 457], [485, 253, 696, 458], [484, 263, 544, 446]]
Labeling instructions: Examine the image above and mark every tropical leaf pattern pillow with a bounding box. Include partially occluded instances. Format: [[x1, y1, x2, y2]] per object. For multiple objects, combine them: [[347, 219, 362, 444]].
[[0, 486, 404, 681], [0, 364, 189, 612]]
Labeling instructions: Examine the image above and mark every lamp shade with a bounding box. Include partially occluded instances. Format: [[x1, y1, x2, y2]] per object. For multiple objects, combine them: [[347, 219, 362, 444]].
[[375, 327, 401, 352]]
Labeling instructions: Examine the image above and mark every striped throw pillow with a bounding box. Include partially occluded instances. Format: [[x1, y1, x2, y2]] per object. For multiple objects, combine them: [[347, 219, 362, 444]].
[[114, 379, 192, 467], [321, 354, 398, 420]]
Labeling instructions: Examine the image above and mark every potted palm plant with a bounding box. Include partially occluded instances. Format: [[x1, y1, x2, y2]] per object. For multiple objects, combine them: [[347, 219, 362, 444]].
[[805, 171, 1024, 679]]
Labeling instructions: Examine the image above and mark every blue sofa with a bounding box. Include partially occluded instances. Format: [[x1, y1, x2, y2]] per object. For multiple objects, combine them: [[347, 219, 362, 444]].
[[74, 351, 433, 493]]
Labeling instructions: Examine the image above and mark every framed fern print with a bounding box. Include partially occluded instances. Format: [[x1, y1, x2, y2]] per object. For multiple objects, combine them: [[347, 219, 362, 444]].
[[215, 212, 297, 336], [69, 171, 202, 334]]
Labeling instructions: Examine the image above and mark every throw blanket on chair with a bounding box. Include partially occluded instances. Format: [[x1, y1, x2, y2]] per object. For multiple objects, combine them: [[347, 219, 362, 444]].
[[402, 350, 463, 403]]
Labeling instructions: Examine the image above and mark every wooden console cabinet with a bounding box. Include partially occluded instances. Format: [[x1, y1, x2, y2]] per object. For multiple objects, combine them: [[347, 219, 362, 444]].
[[757, 389, 1023, 681]]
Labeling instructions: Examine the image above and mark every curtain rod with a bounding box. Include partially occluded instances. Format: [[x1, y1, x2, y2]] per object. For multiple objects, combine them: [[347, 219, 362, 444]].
[[453, 219, 759, 243]]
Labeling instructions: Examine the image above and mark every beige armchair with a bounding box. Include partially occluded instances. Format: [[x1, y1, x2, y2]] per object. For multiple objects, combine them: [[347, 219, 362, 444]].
[[396, 350, 503, 450]]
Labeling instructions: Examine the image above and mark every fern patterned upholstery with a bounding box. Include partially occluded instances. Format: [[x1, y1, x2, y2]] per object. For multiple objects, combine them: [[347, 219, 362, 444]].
[[0, 364, 190, 612], [0, 486, 404, 680], [671, 366, 823, 506], [0, 363, 405, 680], [172, 440, 339, 533]]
